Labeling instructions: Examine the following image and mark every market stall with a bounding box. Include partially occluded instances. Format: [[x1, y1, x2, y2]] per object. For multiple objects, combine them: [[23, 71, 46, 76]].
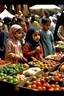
[[29, 4, 61, 15], [0, 9, 15, 19], [0, 40, 64, 95]]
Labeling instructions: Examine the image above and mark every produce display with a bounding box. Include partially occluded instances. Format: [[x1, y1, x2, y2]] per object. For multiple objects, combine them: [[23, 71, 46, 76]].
[[28, 61, 48, 69], [45, 53, 62, 61], [0, 60, 10, 66], [23, 67, 41, 76], [2, 74, 27, 84], [28, 60, 59, 69], [22, 72, 64, 91], [56, 44, 64, 48], [0, 73, 7, 79], [0, 63, 29, 75], [46, 60, 59, 68]]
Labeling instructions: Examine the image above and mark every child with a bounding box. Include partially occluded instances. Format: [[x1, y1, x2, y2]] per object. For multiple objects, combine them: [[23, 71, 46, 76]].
[[5, 24, 28, 64], [40, 18, 55, 57], [23, 27, 48, 63]]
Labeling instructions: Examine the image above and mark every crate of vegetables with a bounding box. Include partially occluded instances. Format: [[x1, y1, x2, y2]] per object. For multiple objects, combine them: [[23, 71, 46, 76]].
[[0, 67, 31, 92], [46, 59, 60, 72], [0, 63, 29, 76], [56, 44, 64, 51], [0, 59, 11, 67], [18, 71, 64, 93], [28, 61, 48, 69], [45, 53, 62, 62]]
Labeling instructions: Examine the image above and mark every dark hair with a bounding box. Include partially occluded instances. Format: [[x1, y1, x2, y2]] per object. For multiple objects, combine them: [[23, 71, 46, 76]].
[[30, 14, 35, 23], [41, 18, 51, 24], [4, 17, 11, 25], [17, 18, 23, 24]]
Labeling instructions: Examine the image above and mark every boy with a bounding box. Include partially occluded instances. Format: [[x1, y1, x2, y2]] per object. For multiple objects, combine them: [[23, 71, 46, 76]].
[[40, 18, 55, 57]]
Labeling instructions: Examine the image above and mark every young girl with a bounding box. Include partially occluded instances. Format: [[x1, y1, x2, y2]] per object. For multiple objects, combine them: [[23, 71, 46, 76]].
[[23, 27, 48, 63], [5, 24, 28, 64]]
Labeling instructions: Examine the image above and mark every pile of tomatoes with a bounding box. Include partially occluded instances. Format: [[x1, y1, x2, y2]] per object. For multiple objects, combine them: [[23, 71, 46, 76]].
[[0, 60, 6, 65], [25, 73, 64, 91]]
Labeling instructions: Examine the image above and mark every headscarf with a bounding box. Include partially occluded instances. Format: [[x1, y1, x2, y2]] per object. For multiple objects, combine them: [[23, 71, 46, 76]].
[[34, 15, 39, 21], [8, 24, 23, 43], [25, 27, 40, 50]]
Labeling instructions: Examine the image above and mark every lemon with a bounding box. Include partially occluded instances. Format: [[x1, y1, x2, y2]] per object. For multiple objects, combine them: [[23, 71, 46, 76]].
[[23, 63, 29, 68]]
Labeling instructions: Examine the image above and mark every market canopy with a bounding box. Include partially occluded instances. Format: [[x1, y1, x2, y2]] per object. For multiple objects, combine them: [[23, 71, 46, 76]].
[[0, 9, 15, 19], [29, 5, 61, 10]]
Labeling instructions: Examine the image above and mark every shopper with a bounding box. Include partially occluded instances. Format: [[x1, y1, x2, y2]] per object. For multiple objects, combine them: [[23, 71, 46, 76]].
[[23, 27, 48, 63], [54, 11, 63, 41], [3, 17, 11, 36], [5, 24, 28, 64], [40, 18, 55, 57], [29, 14, 42, 29], [0, 22, 7, 60]]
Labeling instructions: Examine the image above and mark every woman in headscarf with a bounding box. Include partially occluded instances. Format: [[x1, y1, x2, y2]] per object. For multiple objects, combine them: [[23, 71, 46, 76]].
[[29, 14, 42, 29], [23, 27, 48, 63], [5, 24, 28, 64]]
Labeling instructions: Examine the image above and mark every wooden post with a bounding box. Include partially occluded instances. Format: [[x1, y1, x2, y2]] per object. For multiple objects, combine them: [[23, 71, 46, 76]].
[[0, 5, 4, 13], [15, 5, 21, 14]]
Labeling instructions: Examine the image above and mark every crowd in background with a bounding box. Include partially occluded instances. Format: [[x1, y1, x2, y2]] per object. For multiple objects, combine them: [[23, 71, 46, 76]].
[[0, 9, 63, 64]]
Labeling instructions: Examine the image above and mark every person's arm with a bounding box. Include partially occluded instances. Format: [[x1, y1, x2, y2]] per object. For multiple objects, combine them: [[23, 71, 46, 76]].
[[31, 56, 38, 62], [2, 32, 7, 50], [50, 32, 56, 53], [23, 44, 36, 56], [6, 42, 20, 59]]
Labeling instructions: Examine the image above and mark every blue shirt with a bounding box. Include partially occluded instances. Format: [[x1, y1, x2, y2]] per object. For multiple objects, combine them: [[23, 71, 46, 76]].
[[40, 29, 55, 57]]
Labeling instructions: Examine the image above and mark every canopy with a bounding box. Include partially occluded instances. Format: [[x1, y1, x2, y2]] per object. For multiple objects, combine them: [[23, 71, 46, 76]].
[[29, 5, 61, 10], [0, 9, 15, 19]]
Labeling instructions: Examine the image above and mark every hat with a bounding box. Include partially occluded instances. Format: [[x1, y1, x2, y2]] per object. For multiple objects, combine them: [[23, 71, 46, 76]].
[[53, 17, 57, 20]]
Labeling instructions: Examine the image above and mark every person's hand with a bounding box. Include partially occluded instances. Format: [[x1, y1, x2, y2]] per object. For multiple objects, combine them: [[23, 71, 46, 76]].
[[35, 46, 40, 53], [31, 56, 38, 62], [21, 56, 28, 63]]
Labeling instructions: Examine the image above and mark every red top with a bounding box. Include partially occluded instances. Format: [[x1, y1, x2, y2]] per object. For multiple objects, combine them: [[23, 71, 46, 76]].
[[23, 43, 44, 61]]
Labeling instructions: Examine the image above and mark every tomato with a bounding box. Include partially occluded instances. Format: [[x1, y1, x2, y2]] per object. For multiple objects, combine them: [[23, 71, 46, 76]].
[[31, 84, 37, 89], [40, 78, 46, 85], [48, 88, 54, 91], [58, 74, 61, 78], [32, 81, 37, 84], [36, 81, 42, 86], [37, 86, 42, 91], [27, 85, 32, 88], [55, 84, 60, 88], [53, 73, 58, 76], [51, 84, 56, 88], [55, 87, 60, 91], [61, 87, 64, 91], [61, 75, 64, 78], [0, 60, 6, 65], [42, 86, 46, 91], [43, 83, 47, 87], [46, 83, 51, 90], [54, 76, 60, 81]]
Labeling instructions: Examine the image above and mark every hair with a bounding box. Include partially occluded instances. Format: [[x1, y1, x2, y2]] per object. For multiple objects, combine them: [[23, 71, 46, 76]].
[[17, 18, 24, 24], [41, 18, 51, 24], [4, 17, 11, 25], [30, 14, 35, 23]]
